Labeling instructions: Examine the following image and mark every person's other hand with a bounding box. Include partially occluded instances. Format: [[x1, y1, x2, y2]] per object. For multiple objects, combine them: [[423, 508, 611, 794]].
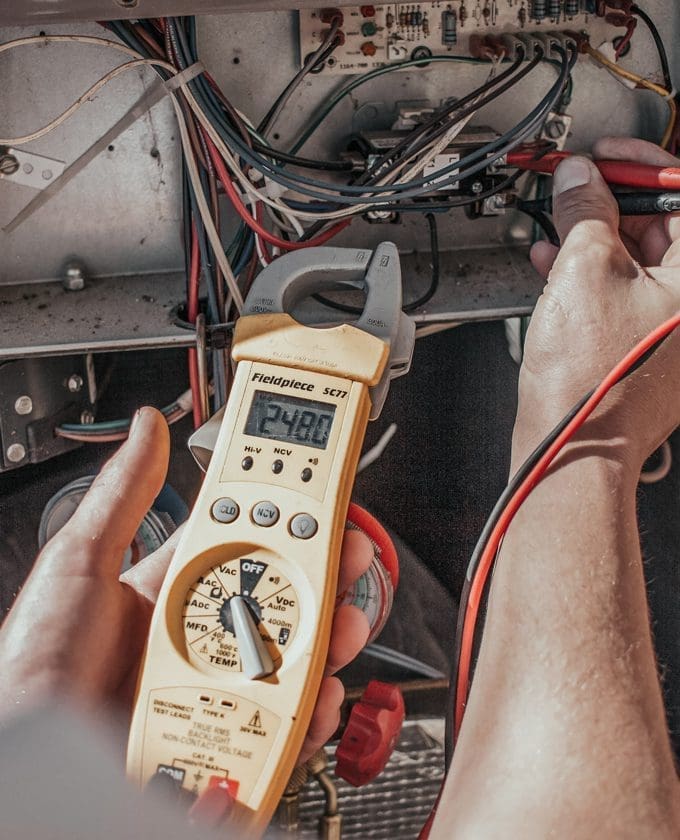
[[516, 138, 680, 472], [0, 407, 372, 763]]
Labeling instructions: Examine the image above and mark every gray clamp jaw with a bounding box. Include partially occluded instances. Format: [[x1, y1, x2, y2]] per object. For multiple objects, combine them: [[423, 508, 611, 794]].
[[189, 242, 415, 470]]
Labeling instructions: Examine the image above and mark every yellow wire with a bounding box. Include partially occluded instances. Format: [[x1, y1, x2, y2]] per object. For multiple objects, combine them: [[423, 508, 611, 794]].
[[585, 44, 676, 150]]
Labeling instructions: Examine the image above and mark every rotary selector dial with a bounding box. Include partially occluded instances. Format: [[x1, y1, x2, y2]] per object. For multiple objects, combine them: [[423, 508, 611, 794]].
[[183, 556, 300, 674]]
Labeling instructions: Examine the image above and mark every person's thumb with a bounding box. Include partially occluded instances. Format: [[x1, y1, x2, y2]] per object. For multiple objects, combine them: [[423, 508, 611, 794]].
[[550, 156, 635, 283], [552, 156, 619, 249]]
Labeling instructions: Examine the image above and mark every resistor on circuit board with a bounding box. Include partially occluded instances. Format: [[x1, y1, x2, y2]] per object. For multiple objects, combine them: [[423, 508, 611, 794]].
[[532, 0, 547, 21], [459, 0, 468, 26], [422, 13, 430, 34], [414, 6, 423, 26], [518, 1, 527, 26], [442, 6, 458, 46], [548, 0, 561, 20], [409, 7, 418, 26], [564, 0, 579, 17], [386, 9, 395, 26]]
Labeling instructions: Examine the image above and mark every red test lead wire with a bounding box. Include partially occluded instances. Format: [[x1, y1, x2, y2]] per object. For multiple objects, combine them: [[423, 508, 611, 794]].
[[508, 149, 680, 191], [454, 311, 680, 738], [418, 313, 680, 840]]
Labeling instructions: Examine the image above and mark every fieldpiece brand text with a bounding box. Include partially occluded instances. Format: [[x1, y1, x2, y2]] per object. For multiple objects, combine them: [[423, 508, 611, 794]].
[[251, 373, 314, 391]]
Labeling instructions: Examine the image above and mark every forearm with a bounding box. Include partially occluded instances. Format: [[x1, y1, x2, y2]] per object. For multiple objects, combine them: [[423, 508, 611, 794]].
[[434, 449, 680, 838]]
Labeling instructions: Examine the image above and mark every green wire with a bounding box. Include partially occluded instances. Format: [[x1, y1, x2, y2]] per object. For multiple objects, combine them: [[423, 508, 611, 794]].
[[289, 54, 489, 155]]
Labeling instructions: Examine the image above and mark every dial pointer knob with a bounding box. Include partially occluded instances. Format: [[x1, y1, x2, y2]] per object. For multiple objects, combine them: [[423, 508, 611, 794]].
[[231, 595, 275, 679]]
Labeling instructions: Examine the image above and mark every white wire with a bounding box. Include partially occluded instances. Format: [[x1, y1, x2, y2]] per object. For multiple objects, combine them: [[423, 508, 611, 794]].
[[357, 423, 398, 473], [0, 34, 244, 311], [639, 440, 672, 484], [415, 322, 461, 339]]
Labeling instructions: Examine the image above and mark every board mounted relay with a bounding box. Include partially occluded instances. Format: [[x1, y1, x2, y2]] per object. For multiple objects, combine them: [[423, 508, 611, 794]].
[[299, 0, 603, 74]]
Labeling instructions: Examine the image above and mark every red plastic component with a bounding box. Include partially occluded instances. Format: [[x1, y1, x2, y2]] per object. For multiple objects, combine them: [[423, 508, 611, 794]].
[[360, 4, 376, 16], [347, 502, 399, 590], [320, 7, 343, 24], [507, 146, 680, 191], [360, 41, 377, 57], [188, 777, 239, 827], [335, 681, 405, 787]]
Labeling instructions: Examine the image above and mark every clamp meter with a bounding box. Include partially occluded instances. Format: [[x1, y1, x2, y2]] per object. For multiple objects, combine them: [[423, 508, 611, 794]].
[[127, 243, 414, 836]]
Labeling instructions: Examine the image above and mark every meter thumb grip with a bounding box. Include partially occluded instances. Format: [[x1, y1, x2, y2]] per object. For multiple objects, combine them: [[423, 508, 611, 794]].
[[126, 244, 415, 837]]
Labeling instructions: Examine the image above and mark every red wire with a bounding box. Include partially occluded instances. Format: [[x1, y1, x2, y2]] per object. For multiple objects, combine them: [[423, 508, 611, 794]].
[[507, 151, 680, 190], [453, 311, 680, 738], [187, 228, 202, 429], [417, 314, 680, 840], [203, 134, 351, 250]]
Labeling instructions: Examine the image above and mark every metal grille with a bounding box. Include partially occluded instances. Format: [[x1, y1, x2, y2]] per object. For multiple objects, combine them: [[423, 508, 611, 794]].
[[290, 719, 444, 839]]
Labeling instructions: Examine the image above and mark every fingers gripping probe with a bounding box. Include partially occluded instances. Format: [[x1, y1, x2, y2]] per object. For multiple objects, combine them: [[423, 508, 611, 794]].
[[127, 243, 414, 837]]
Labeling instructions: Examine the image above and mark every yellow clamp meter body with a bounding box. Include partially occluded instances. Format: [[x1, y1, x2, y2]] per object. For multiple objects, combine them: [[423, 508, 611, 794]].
[[127, 243, 415, 836]]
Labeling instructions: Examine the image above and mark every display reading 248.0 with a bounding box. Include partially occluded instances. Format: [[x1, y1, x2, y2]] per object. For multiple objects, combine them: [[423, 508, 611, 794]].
[[245, 390, 337, 450]]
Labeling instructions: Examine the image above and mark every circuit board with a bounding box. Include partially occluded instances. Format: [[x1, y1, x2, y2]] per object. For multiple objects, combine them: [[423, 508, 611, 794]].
[[299, 1, 603, 75]]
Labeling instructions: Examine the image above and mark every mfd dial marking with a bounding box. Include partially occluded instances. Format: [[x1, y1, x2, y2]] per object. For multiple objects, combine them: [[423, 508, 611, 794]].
[[183, 557, 300, 673]]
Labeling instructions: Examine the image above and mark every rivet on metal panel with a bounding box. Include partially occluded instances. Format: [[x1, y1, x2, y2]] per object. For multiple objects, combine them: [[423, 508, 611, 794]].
[[67, 375, 84, 393], [6, 443, 26, 463], [14, 396, 33, 416]]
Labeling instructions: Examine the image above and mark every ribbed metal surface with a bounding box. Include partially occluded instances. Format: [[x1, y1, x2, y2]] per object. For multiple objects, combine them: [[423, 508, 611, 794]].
[[282, 719, 444, 839]]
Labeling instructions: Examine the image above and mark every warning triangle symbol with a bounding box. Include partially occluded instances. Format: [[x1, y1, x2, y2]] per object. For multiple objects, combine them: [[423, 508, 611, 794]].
[[248, 711, 262, 729]]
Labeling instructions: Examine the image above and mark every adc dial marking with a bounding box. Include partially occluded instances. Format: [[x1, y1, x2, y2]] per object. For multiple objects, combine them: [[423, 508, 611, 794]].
[[183, 557, 300, 674]]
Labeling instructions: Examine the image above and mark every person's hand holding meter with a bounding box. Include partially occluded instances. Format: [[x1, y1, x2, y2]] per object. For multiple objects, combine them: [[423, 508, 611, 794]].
[[0, 406, 372, 765]]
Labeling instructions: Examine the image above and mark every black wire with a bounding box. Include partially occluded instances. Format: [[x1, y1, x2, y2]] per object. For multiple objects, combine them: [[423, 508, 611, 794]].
[[515, 200, 560, 246], [313, 212, 440, 315], [631, 4, 672, 92], [444, 327, 675, 769], [251, 144, 353, 172], [403, 213, 440, 313]]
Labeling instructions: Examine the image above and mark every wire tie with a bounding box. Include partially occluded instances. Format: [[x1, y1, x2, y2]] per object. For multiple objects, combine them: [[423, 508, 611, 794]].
[[164, 62, 206, 92]]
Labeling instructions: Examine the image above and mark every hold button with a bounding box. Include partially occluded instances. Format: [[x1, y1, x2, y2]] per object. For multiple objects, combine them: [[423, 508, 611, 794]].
[[211, 498, 239, 524]]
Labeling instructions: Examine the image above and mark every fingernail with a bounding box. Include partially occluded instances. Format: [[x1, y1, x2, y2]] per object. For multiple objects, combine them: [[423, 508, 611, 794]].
[[129, 408, 142, 439], [554, 157, 592, 195]]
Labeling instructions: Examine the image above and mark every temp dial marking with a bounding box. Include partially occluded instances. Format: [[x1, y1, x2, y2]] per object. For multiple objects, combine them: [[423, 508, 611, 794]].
[[183, 557, 300, 673]]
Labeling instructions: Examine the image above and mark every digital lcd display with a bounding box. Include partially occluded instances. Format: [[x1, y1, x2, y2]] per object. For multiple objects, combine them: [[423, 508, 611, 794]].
[[244, 390, 337, 450]]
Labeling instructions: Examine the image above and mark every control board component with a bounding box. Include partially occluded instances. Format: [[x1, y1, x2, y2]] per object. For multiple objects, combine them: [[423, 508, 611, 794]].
[[298, 1, 606, 75]]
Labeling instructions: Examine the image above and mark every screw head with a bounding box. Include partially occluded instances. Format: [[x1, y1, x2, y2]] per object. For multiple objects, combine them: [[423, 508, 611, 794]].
[[545, 119, 566, 140], [6, 443, 26, 463], [67, 374, 84, 393], [14, 395, 33, 416], [0, 154, 20, 176], [471, 181, 484, 195], [62, 262, 86, 292]]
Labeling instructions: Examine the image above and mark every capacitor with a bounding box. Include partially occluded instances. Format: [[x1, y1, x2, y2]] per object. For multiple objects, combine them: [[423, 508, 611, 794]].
[[442, 7, 458, 46], [422, 13, 430, 34], [386, 10, 395, 27], [564, 0, 579, 17], [548, 0, 561, 20], [532, 0, 547, 20]]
